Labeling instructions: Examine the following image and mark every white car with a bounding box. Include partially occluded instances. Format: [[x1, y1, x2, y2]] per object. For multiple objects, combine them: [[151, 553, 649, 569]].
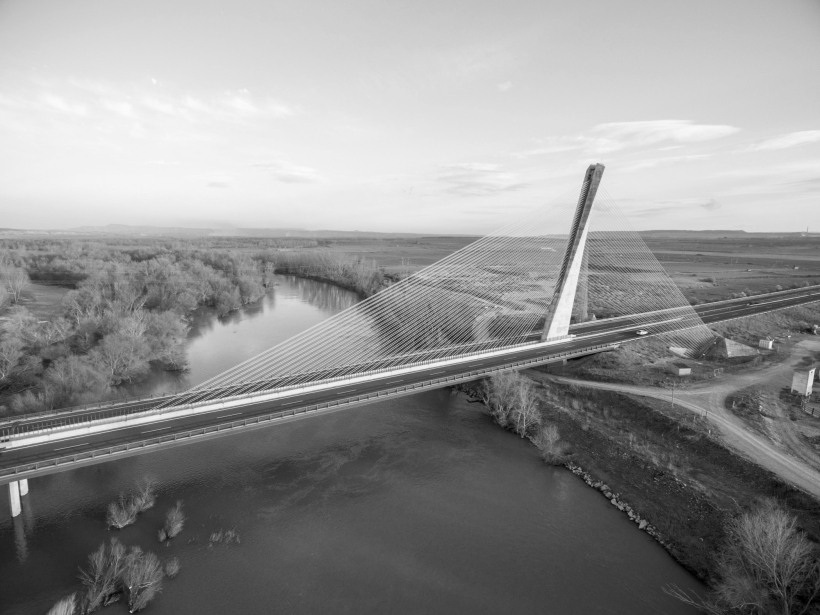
[[635, 329, 649, 336]]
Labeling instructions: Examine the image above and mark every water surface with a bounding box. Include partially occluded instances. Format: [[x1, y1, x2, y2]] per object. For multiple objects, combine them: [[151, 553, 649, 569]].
[[0, 276, 702, 614]]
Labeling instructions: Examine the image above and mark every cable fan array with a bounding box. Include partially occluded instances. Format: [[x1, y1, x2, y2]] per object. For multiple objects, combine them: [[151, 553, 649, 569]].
[[578, 188, 714, 353], [176, 187, 713, 403], [181, 190, 581, 399]]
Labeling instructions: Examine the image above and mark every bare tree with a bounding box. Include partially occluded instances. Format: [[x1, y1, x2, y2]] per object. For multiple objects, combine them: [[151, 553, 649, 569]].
[[0, 338, 23, 382], [0, 265, 30, 304], [510, 378, 541, 437], [667, 500, 820, 614]]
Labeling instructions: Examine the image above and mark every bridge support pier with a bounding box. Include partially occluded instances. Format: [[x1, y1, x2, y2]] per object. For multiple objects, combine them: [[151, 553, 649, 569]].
[[542, 163, 605, 341], [8, 480, 21, 518], [19, 479, 28, 496]]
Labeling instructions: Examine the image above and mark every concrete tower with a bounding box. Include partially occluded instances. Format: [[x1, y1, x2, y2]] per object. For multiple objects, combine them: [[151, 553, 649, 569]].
[[541, 163, 605, 341]]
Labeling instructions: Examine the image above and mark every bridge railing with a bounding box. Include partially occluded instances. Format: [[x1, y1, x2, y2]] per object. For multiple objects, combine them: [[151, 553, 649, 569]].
[[0, 342, 619, 481], [3, 335, 590, 441]]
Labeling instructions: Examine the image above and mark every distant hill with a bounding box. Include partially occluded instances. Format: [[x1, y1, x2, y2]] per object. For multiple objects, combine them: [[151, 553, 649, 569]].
[[66, 224, 425, 238]]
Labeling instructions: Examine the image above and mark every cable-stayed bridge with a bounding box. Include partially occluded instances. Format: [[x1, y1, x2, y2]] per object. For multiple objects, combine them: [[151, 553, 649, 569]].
[[3, 164, 820, 516]]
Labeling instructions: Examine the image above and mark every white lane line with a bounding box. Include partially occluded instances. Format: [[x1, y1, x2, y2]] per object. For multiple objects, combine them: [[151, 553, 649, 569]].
[[429, 371, 446, 375], [54, 442, 89, 451], [384, 380, 404, 384], [281, 400, 304, 406], [218, 412, 242, 419], [339, 389, 357, 394], [142, 426, 173, 434]]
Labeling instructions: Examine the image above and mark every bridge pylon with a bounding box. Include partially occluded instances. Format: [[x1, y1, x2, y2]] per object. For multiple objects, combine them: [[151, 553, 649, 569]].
[[541, 163, 604, 341]]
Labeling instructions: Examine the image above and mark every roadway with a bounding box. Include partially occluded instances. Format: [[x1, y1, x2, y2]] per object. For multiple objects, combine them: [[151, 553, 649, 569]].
[[2, 284, 819, 478]]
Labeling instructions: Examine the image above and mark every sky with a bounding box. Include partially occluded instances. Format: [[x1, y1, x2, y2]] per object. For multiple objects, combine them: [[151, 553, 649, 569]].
[[0, 0, 819, 234]]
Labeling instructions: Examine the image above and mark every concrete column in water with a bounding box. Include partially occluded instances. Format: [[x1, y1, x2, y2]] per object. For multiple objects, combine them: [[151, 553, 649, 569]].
[[8, 480, 21, 518], [19, 479, 28, 496], [542, 163, 605, 341]]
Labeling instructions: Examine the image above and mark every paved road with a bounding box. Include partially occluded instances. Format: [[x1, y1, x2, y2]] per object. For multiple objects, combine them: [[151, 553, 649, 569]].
[[2, 285, 819, 478]]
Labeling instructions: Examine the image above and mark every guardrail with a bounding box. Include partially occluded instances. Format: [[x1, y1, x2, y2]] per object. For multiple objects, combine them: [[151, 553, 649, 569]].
[[8, 284, 819, 439], [2, 335, 589, 440], [0, 342, 618, 481]]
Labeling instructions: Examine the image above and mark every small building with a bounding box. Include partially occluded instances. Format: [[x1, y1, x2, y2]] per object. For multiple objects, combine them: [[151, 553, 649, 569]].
[[759, 339, 774, 350], [670, 362, 692, 377], [791, 367, 816, 396]]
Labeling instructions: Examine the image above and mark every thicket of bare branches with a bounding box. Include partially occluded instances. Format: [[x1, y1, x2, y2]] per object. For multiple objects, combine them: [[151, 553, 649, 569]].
[[534, 423, 568, 465], [121, 547, 164, 612], [0, 264, 30, 304], [667, 500, 820, 614], [480, 371, 542, 438], [79, 538, 127, 612], [164, 500, 185, 538], [46, 593, 78, 615]]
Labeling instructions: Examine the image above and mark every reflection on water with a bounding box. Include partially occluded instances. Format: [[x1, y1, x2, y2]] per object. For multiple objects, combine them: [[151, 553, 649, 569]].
[[0, 276, 703, 615], [122, 275, 360, 397]]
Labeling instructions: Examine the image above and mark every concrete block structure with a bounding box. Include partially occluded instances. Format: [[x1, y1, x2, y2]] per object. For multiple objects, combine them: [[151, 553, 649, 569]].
[[791, 368, 816, 396], [759, 339, 773, 350], [670, 362, 691, 377], [542, 163, 604, 341]]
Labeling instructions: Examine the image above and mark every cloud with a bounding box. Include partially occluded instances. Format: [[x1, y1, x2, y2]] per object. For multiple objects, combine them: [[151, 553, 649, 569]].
[[41, 94, 87, 116], [496, 81, 512, 92], [435, 163, 529, 196], [207, 181, 230, 188], [624, 197, 722, 217], [251, 160, 322, 184], [514, 120, 739, 158], [742, 130, 820, 152]]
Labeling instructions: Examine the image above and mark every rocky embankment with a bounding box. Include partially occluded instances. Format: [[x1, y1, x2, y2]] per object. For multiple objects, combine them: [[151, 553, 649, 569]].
[[564, 461, 672, 550]]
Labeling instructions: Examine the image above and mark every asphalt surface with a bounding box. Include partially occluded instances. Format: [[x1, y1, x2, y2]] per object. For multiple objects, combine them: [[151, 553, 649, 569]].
[[2, 285, 820, 474]]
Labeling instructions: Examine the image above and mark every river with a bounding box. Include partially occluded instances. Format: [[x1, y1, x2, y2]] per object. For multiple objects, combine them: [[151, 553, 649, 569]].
[[0, 275, 702, 614]]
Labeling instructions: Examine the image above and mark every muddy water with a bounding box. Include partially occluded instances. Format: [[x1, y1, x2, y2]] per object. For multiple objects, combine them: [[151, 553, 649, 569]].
[[0, 276, 702, 614]]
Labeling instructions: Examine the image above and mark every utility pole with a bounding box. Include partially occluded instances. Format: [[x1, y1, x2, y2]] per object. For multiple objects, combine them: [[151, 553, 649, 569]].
[[671, 379, 676, 410]]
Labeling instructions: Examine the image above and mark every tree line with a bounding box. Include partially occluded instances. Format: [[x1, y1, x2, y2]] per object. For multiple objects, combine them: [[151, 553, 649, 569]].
[[0, 238, 387, 417]]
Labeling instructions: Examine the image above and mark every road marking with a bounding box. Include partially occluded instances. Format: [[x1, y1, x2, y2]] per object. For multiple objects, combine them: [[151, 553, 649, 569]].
[[339, 389, 357, 394], [54, 442, 89, 451], [385, 379, 404, 384], [142, 426, 173, 434], [281, 400, 304, 406], [430, 371, 446, 375], [218, 412, 242, 419]]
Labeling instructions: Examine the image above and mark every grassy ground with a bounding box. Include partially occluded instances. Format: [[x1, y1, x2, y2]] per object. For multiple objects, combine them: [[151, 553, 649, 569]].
[[6, 282, 71, 320]]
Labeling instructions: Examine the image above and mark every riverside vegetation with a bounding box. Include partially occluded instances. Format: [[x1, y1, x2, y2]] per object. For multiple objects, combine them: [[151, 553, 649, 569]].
[[47, 479, 191, 614], [0, 238, 385, 417], [467, 370, 820, 614]]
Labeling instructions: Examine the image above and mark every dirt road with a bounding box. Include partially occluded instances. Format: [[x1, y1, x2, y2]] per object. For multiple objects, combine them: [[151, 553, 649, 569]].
[[532, 370, 820, 501]]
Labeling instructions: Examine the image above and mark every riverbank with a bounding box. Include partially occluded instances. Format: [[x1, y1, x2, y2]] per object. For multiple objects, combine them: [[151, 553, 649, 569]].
[[458, 374, 820, 584]]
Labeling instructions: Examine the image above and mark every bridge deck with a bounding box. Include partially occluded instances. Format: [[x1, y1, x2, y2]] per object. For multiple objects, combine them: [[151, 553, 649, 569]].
[[1, 284, 819, 483]]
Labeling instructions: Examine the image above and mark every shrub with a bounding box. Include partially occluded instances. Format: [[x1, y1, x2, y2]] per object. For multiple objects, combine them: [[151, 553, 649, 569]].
[[107, 494, 139, 529], [122, 547, 164, 612], [209, 528, 241, 545], [157, 528, 168, 542], [164, 500, 185, 538], [165, 557, 181, 578], [133, 479, 156, 513], [78, 538, 127, 612], [46, 594, 77, 615], [535, 424, 568, 465]]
